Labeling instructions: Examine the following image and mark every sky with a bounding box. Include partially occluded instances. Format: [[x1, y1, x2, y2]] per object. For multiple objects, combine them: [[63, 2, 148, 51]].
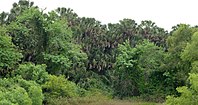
[[0, 0, 198, 31]]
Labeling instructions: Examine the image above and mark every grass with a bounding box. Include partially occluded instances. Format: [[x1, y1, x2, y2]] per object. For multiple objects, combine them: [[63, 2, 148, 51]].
[[47, 97, 164, 105], [67, 98, 164, 105], [81, 100, 163, 105], [64, 96, 164, 105], [46, 91, 165, 105]]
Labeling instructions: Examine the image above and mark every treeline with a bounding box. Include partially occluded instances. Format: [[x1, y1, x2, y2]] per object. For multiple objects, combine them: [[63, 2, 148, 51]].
[[0, 0, 198, 105]]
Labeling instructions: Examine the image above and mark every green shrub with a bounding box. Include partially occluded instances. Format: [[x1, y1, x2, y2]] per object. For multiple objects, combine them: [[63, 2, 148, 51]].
[[6, 86, 32, 105], [42, 75, 80, 103], [0, 86, 32, 105], [14, 63, 49, 84], [0, 100, 17, 105], [166, 73, 198, 105], [0, 77, 44, 105], [28, 86, 44, 105], [77, 71, 113, 97], [15, 77, 44, 105]]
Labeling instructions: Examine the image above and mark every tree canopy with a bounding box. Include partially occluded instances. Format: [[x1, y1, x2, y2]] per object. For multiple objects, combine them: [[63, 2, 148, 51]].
[[0, 0, 198, 104]]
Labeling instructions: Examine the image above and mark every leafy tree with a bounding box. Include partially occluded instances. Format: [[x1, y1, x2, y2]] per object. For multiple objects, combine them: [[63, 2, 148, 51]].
[[43, 12, 88, 83], [163, 25, 198, 94], [55, 9, 168, 77], [181, 32, 198, 62], [113, 40, 166, 98], [0, 0, 37, 25], [72, 17, 109, 73], [167, 24, 195, 54], [43, 15, 87, 77], [2, 0, 198, 102], [55, 7, 79, 28], [8, 0, 37, 24], [0, 26, 22, 76], [0, 12, 8, 25], [7, 7, 88, 83], [113, 40, 141, 97], [166, 30, 198, 105], [7, 7, 47, 62], [138, 20, 168, 47]]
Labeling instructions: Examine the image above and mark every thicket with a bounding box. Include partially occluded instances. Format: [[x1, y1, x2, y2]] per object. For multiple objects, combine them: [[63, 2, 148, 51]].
[[0, 0, 197, 105]]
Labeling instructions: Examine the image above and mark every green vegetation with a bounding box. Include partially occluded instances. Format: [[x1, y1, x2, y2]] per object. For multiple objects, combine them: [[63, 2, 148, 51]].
[[0, 0, 197, 105]]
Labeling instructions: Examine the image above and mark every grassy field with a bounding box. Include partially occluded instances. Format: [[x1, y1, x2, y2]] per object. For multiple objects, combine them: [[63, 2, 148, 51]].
[[61, 97, 164, 105], [49, 99, 164, 105], [48, 93, 164, 105], [75, 100, 164, 105], [66, 99, 164, 105]]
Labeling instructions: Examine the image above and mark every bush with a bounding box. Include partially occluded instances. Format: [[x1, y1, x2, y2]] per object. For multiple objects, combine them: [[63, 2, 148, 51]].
[[16, 77, 44, 105], [0, 85, 32, 105], [166, 73, 198, 105], [77, 71, 113, 97], [0, 77, 44, 105], [42, 75, 81, 104], [14, 63, 49, 84], [28, 86, 44, 105], [0, 99, 17, 105]]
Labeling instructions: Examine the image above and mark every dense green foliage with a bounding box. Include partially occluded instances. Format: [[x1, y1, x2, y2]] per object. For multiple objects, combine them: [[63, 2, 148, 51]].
[[113, 40, 166, 99], [0, 26, 22, 76], [0, 0, 197, 104], [166, 28, 198, 105], [166, 73, 198, 105], [0, 77, 43, 105]]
